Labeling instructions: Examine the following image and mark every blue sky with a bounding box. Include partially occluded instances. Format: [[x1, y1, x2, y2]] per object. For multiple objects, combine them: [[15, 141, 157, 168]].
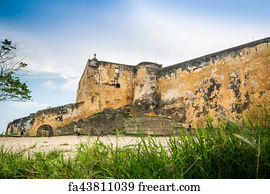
[[0, 0, 270, 133]]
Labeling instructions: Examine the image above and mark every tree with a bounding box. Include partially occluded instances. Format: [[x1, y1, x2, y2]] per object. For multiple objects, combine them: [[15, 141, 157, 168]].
[[0, 39, 31, 101]]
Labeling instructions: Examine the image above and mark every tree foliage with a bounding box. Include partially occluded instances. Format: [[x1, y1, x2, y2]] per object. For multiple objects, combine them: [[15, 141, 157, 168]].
[[0, 39, 31, 101]]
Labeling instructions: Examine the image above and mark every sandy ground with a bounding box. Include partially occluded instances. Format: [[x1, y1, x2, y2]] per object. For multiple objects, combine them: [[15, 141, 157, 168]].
[[0, 135, 170, 157]]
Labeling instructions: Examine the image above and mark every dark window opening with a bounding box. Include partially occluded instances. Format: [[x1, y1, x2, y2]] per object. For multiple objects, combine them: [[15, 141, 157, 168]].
[[116, 83, 120, 88]]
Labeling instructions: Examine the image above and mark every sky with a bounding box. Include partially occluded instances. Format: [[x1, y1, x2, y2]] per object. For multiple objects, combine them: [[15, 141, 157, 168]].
[[0, 0, 269, 133]]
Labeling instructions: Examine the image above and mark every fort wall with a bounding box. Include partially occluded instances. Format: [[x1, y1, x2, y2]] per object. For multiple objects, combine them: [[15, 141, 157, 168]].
[[6, 37, 270, 136], [7, 102, 84, 136], [133, 62, 161, 114], [76, 59, 135, 115], [157, 38, 270, 127]]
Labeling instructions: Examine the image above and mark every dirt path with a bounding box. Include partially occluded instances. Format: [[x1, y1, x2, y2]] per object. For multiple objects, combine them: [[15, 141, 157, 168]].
[[0, 135, 170, 157]]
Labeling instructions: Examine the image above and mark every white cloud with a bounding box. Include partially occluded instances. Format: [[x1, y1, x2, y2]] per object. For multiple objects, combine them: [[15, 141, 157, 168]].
[[1, 25, 85, 78], [60, 77, 80, 92], [1, 1, 270, 77], [42, 80, 57, 90], [128, 1, 270, 66], [9, 101, 50, 110], [42, 77, 79, 92]]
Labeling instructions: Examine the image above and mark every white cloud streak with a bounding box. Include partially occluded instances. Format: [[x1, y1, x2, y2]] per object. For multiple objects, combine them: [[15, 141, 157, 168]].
[[60, 78, 80, 92], [1, 0, 269, 77], [42, 77, 79, 92], [9, 101, 50, 110], [129, 0, 270, 65], [42, 80, 57, 90]]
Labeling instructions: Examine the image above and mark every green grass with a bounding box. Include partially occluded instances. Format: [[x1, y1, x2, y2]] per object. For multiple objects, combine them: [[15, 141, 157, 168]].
[[60, 143, 69, 146], [119, 112, 133, 118], [1, 107, 270, 178]]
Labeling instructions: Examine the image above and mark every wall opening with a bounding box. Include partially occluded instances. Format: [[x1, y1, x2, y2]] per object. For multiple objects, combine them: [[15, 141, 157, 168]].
[[37, 124, 53, 136], [115, 83, 120, 88]]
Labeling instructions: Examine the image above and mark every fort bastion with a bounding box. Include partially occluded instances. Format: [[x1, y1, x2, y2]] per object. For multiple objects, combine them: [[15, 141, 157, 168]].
[[6, 37, 270, 136]]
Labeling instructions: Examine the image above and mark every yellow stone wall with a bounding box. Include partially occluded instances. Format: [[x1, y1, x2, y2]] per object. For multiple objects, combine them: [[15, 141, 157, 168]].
[[76, 59, 134, 116], [6, 37, 270, 135], [132, 63, 161, 114], [7, 102, 85, 136], [158, 42, 270, 127]]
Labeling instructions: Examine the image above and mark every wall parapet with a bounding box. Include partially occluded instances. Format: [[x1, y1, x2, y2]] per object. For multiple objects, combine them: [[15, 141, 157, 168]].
[[161, 36, 270, 76], [36, 102, 84, 116], [136, 62, 162, 69]]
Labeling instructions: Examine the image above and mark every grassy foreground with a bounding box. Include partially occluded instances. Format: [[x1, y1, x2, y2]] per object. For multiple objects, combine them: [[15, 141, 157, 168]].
[[1, 111, 270, 178]]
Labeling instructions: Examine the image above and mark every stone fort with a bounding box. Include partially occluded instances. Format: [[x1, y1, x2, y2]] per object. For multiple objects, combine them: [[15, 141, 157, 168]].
[[6, 37, 270, 136]]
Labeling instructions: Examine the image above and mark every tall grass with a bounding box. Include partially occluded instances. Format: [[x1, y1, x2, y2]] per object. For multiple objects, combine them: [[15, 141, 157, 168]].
[[1, 106, 270, 178]]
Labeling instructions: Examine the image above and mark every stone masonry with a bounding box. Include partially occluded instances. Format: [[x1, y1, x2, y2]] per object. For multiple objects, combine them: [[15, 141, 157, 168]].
[[6, 37, 270, 136]]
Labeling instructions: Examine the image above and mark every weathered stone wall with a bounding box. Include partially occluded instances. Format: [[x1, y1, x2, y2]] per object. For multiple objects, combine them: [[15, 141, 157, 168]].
[[6, 37, 270, 136], [133, 62, 162, 115], [76, 59, 135, 117], [157, 37, 270, 127], [55, 108, 180, 136], [6, 102, 84, 136], [6, 114, 35, 135]]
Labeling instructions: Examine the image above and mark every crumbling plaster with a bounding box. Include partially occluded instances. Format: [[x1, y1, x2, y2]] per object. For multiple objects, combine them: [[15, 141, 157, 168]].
[[6, 37, 270, 136]]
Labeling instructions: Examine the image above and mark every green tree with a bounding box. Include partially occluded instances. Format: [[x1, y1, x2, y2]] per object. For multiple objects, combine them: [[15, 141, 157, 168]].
[[0, 39, 31, 101]]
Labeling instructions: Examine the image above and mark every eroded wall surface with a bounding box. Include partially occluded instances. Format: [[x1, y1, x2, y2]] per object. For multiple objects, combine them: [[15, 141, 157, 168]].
[[6, 102, 84, 136], [54, 108, 180, 136], [133, 63, 161, 114], [157, 38, 270, 127], [6, 114, 35, 135], [76, 59, 135, 116], [6, 37, 270, 136]]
